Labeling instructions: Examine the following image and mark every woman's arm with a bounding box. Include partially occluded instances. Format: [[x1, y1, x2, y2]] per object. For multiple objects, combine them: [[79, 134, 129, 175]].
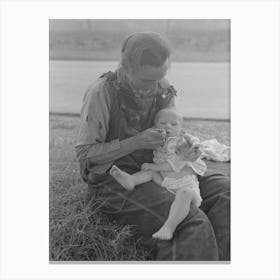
[[75, 79, 165, 166], [76, 128, 166, 166], [75, 138, 137, 164], [75, 79, 120, 166]]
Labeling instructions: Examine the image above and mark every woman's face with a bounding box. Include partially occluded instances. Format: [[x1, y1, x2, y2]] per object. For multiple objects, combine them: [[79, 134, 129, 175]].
[[125, 59, 169, 94]]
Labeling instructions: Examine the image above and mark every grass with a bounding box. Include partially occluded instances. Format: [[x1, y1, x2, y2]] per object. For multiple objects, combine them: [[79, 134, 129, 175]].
[[49, 114, 230, 261]]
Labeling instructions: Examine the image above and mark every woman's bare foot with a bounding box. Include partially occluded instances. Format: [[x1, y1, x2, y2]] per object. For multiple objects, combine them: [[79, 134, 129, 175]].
[[109, 165, 135, 191], [152, 225, 174, 240]]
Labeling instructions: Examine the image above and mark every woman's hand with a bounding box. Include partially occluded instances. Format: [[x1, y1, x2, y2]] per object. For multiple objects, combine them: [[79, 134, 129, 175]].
[[176, 137, 202, 162], [134, 128, 165, 150]]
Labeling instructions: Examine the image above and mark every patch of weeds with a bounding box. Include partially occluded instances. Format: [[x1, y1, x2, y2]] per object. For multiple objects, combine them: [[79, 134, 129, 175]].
[[49, 115, 230, 261]]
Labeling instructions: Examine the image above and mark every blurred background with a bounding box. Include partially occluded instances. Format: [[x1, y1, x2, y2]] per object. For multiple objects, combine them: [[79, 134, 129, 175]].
[[50, 19, 230, 119]]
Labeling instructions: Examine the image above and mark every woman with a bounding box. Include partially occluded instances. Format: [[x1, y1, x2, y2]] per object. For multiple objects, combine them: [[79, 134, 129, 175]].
[[75, 32, 230, 260]]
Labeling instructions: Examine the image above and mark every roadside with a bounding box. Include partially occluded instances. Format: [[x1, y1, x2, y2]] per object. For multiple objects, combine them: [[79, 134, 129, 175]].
[[49, 115, 230, 261]]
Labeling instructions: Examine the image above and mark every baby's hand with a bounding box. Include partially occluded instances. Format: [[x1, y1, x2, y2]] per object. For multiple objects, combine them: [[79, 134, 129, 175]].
[[155, 129, 166, 140], [141, 163, 155, 171], [176, 140, 202, 162]]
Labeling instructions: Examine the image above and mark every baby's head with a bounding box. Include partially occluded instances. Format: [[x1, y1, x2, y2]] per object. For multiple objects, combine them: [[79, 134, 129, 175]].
[[154, 108, 183, 137]]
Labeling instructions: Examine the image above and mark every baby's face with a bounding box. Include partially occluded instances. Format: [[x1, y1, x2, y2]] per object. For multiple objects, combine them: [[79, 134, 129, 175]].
[[155, 111, 183, 137]]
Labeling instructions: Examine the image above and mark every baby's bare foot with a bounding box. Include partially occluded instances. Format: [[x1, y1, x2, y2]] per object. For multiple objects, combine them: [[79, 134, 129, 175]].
[[152, 225, 174, 240], [109, 165, 135, 191]]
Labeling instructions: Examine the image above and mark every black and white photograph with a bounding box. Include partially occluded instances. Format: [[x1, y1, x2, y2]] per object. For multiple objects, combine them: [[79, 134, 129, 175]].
[[1, 0, 280, 279], [49, 19, 231, 262]]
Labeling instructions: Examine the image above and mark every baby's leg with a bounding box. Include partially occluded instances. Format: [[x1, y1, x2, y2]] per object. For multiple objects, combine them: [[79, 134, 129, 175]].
[[109, 165, 153, 191], [152, 188, 195, 240]]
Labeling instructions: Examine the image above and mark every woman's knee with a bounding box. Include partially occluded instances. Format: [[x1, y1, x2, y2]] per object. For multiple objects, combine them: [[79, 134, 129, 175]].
[[199, 174, 230, 200], [175, 207, 219, 259], [179, 204, 213, 233]]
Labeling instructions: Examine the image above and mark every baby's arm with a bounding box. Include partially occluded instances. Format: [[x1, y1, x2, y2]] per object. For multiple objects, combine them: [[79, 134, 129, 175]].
[[176, 133, 202, 162], [141, 162, 173, 172]]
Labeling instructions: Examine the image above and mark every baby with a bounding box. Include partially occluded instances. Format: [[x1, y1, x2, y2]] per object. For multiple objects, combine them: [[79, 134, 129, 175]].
[[110, 108, 207, 240]]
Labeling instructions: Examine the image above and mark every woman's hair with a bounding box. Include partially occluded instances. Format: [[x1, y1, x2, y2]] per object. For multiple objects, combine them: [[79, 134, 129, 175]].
[[121, 32, 171, 72]]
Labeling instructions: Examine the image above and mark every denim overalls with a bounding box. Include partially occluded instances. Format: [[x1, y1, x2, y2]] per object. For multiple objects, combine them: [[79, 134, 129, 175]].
[[82, 72, 230, 261]]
